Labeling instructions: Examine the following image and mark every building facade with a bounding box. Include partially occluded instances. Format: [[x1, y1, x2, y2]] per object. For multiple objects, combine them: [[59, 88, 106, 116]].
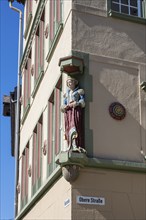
[[6, 0, 146, 219]]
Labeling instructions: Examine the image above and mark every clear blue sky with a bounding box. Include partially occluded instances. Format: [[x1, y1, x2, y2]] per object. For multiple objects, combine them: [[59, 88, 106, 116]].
[[0, 1, 24, 219]]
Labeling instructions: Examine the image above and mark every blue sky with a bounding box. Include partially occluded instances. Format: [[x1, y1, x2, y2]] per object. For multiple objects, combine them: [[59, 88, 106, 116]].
[[0, 1, 24, 219]]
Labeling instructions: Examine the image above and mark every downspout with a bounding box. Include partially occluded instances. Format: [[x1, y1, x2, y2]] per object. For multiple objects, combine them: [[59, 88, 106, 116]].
[[9, 1, 23, 217]]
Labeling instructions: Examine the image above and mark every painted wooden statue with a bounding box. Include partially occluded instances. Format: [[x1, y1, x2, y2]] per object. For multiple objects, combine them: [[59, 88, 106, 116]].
[[61, 76, 86, 152]]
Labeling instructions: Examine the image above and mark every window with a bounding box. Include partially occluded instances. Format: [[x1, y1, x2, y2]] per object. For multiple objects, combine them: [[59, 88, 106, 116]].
[[21, 143, 29, 208], [23, 51, 31, 109], [46, 0, 63, 62], [34, 10, 45, 83], [55, 77, 62, 155], [111, 0, 146, 18], [47, 77, 62, 177], [49, 0, 63, 47], [32, 115, 43, 195], [47, 92, 54, 176], [25, 0, 32, 24]]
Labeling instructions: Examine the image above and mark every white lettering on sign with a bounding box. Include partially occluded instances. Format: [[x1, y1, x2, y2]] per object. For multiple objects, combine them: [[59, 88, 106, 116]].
[[64, 199, 70, 207], [77, 196, 105, 205]]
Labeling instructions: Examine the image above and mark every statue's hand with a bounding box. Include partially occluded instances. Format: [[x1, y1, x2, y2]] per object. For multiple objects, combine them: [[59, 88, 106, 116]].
[[61, 105, 67, 113], [69, 101, 78, 108]]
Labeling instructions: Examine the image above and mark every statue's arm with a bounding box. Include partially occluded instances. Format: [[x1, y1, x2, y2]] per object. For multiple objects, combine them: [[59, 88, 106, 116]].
[[76, 89, 85, 108]]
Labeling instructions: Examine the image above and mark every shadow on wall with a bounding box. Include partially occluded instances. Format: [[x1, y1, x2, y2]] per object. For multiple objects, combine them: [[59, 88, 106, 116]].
[[89, 59, 145, 162], [71, 171, 146, 220], [72, 11, 146, 63]]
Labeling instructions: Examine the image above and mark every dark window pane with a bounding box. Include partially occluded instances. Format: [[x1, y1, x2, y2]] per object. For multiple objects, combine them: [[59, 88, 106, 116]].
[[112, 0, 119, 3], [130, 7, 138, 16], [112, 3, 120, 11], [121, 0, 128, 5], [130, 0, 137, 7], [121, 5, 129, 14]]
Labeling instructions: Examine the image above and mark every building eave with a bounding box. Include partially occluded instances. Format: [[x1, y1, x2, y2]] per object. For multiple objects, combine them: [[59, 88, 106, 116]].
[[8, 0, 25, 5]]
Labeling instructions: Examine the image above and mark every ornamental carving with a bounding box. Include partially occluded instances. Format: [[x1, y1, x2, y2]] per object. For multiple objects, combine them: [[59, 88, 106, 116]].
[[109, 102, 126, 120], [42, 140, 47, 156], [62, 165, 80, 182], [44, 24, 49, 39], [27, 165, 32, 177], [31, 64, 34, 76]]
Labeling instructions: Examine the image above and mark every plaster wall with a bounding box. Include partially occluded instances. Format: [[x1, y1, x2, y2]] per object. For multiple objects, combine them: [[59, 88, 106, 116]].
[[72, 8, 146, 64], [71, 3, 146, 162], [72, 168, 146, 220], [22, 176, 71, 220], [18, 1, 146, 217], [20, 11, 72, 154], [86, 55, 145, 162], [72, 0, 107, 10], [18, 7, 72, 213]]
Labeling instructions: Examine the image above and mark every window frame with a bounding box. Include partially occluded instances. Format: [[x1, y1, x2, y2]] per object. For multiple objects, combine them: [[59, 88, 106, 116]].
[[47, 0, 63, 59], [109, 0, 146, 23], [55, 77, 62, 156], [21, 143, 29, 209], [34, 10, 45, 84], [47, 76, 62, 177], [32, 115, 43, 196], [23, 51, 31, 110], [111, 0, 142, 17], [47, 92, 54, 177], [25, 0, 32, 24], [31, 9, 45, 98]]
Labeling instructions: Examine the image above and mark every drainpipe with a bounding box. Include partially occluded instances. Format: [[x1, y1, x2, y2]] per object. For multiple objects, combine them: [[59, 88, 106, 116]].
[[9, 0, 23, 217]]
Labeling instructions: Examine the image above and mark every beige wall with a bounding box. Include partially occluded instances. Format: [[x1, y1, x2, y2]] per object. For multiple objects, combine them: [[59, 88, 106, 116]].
[[86, 55, 144, 162], [18, 0, 73, 214], [23, 176, 71, 220], [18, 0, 146, 218], [72, 168, 146, 220], [73, 0, 107, 11], [72, 5, 146, 63], [71, 2, 146, 162], [20, 2, 72, 151], [22, 168, 146, 220]]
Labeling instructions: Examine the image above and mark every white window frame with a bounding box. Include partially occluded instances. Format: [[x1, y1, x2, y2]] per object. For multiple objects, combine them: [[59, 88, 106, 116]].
[[111, 0, 142, 17]]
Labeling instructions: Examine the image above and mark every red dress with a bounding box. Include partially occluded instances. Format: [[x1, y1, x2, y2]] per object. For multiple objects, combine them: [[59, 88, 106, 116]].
[[63, 87, 85, 149]]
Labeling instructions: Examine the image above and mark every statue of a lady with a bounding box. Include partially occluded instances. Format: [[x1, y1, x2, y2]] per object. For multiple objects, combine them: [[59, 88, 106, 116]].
[[61, 76, 85, 152]]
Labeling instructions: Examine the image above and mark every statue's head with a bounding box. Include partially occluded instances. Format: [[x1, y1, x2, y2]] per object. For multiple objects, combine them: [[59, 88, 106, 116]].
[[66, 76, 78, 90]]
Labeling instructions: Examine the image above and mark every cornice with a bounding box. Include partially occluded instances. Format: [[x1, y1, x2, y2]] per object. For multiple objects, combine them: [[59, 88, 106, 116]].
[[20, 0, 46, 73], [57, 151, 146, 173]]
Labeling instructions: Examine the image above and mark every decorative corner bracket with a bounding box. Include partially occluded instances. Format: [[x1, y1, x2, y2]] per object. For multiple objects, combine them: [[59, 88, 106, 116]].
[[58, 56, 84, 75], [56, 151, 88, 182]]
